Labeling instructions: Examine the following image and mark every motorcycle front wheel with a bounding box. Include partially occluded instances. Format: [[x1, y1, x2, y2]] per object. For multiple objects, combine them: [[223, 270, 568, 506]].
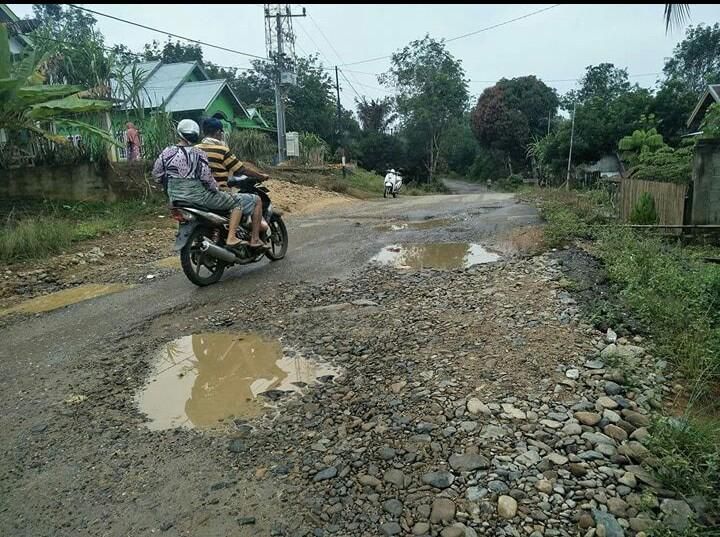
[[180, 226, 226, 286]]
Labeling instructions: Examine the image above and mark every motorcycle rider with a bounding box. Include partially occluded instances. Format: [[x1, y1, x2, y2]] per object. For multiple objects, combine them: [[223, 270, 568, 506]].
[[197, 117, 269, 235], [152, 119, 266, 250]]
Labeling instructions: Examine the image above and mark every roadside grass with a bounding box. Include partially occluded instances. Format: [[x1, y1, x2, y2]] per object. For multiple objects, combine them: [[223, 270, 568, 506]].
[[529, 187, 720, 516], [0, 198, 165, 263]]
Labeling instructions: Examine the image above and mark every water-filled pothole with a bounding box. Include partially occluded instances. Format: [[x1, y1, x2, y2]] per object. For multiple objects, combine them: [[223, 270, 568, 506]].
[[375, 218, 454, 232], [371, 243, 500, 270], [135, 332, 340, 430], [0, 283, 133, 316]]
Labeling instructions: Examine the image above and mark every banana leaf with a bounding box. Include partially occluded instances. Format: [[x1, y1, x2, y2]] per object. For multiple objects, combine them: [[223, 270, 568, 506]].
[[16, 84, 84, 106], [28, 94, 112, 119], [0, 23, 9, 79]]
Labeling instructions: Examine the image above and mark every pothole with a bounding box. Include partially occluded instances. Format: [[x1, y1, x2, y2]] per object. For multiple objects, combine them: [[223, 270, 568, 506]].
[[135, 332, 340, 430], [371, 243, 500, 270], [375, 218, 454, 232], [0, 283, 134, 316]]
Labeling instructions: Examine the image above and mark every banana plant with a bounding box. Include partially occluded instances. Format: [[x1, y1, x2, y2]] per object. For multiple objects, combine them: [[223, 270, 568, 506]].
[[0, 23, 119, 147]]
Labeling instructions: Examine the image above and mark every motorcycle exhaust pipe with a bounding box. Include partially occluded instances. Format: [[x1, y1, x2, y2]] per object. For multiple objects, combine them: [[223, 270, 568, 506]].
[[200, 240, 238, 263]]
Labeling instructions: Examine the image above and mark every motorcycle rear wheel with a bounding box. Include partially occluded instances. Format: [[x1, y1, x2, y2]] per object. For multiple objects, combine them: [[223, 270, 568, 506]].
[[180, 226, 226, 286]]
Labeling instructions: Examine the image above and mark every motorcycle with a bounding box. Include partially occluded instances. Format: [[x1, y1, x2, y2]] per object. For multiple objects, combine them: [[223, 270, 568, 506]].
[[384, 172, 402, 198], [170, 175, 288, 286]]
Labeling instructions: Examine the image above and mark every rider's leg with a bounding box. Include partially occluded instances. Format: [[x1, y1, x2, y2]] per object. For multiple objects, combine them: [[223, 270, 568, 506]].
[[225, 208, 243, 247], [249, 198, 264, 247]]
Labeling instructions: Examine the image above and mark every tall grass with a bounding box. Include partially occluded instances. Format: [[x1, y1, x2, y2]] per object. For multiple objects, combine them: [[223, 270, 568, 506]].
[[0, 199, 164, 263]]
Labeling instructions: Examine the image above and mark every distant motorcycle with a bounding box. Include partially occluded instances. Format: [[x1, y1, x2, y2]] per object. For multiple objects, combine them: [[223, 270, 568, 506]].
[[170, 175, 288, 286], [384, 169, 402, 198]]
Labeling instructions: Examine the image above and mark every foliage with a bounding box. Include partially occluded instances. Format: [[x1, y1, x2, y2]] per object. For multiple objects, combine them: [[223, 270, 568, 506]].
[[29, 4, 114, 94], [0, 23, 117, 166], [299, 132, 329, 165], [226, 129, 276, 165], [629, 146, 693, 183], [381, 35, 468, 181], [353, 131, 405, 174], [652, 77, 699, 144], [356, 97, 396, 133], [495, 174, 524, 192], [629, 192, 659, 224], [0, 198, 163, 262], [139, 111, 176, 160], [647, 416, 720, 503], [468, 146, 508, 181], [472, 85, 530, 164], [700, 102, 720, 139], [663, 23, 720, 94], [439, 117, 479, 175], [619, 127, 667, 167]]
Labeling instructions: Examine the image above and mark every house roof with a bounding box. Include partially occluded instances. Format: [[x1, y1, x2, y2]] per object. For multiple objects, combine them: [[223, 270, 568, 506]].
[[112, 61, 206, 109], [165, 79, 226, 112], [687, 84, 720, 129], [1, 3, 35, 51]]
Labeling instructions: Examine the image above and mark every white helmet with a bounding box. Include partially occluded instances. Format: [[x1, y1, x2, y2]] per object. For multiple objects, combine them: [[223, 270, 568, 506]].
[[177, 119, 200, 144]]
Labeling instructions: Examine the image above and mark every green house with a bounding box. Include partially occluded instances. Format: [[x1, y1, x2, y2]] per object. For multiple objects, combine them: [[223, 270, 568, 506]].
[[110, 60, 272, 157]]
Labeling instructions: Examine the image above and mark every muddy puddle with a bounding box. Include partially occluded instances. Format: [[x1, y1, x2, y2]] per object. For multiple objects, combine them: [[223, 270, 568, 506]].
[[371, 243, 500, 270], [154, 256, 181, 269], [136, 332, 340, 430], [375, 218, 454, 232], [0, 283, 133, 316]]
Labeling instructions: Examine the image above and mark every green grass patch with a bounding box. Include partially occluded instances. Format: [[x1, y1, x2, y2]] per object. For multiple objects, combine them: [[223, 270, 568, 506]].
[[1, 198, 165, 263]]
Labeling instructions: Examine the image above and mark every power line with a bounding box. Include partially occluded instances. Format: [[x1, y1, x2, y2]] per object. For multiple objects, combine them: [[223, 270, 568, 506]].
[[338, 69, 364, 101], [337, 4, 562, 67], [65, 4, 269, 61], [445, 4, 561, 43], [29, 33, 256, 72]]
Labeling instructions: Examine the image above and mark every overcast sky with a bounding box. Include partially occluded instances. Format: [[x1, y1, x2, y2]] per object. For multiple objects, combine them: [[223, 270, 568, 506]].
[[9, 4, 720, 110]]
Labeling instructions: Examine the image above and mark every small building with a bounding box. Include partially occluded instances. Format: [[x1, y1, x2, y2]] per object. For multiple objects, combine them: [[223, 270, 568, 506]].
[[0, 4, 36, 57], [110, 60, 273, 159], [686, 84, 720, 132]]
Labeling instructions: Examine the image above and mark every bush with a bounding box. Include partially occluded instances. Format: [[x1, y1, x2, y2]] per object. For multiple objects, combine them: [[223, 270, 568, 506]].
[[226, 129, 276, 166], [646, 417, 720, 503], [495, 173, 524, 191], [630, 192, 658, 224], [629, 146, 693, 184]]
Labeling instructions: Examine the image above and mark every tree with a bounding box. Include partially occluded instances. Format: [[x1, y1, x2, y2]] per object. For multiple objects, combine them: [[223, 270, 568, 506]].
[[381, 36, 468, 181], [566, 63, 631, 104], [663, 24, 720, 94], [29, 4, 114, 95], [0, 24, 116, 151], [496, 76, 558, 136], [354, 132, 404, 174], [651, 77, 697, 143], [143, 38, 203, 64], [470, 76, 557, 174], [664, 4, 691, 32], [356, 97, 395, 133], [471, 85, 530, 167]]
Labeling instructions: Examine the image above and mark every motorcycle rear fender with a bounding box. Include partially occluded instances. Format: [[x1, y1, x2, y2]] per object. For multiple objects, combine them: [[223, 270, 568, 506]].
[[174, 221, 199, 251]]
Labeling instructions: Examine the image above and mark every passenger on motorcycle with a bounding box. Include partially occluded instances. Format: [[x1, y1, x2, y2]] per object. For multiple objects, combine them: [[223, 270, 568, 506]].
[[152, 119, 266, 250]]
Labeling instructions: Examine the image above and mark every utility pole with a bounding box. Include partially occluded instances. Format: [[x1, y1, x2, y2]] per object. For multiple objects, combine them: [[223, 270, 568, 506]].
[[565, 101, 576, 191], [334, 66, 346, 177], [264, 4, 305, 164]]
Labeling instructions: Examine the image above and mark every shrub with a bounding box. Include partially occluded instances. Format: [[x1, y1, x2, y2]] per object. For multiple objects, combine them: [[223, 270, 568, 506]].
[[630, 192, 658, 225]]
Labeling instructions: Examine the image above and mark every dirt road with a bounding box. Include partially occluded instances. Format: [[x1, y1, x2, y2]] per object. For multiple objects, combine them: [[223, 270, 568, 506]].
[[0, 183, 672, 537]]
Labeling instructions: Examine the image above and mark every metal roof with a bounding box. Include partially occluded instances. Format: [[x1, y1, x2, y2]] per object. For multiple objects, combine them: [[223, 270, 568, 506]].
[[164, 79, 226, 112], [112, 61, 201, 109], [687, 84, 720, 129]]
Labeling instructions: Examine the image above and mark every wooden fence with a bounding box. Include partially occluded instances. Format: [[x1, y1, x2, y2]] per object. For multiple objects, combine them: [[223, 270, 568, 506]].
[[620, 179, 688, 225]]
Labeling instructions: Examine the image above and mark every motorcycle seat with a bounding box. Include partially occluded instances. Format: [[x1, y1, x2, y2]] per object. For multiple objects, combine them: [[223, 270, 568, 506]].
[[171, 200, 231, 217]]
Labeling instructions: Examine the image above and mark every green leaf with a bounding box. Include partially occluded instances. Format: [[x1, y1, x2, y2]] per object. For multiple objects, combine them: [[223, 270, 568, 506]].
[[28, 94, 112, 119], [0, 23, 10, 79], [16, 84, 84, 105]]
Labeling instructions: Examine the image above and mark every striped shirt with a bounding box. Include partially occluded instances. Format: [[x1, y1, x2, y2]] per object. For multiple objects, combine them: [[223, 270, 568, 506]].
[[196, 137, 243, 187]]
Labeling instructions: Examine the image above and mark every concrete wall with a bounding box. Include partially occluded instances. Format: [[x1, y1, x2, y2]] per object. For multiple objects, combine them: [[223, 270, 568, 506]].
[[691, 139, 720, 225], [0, 161, 154, 202]]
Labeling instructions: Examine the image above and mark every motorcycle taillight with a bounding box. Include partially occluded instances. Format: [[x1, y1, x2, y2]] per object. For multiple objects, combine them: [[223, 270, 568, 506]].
[[171, 208, 187, 222]]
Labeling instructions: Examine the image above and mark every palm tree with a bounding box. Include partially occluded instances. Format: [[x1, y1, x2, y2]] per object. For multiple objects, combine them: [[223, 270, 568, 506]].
[[664, 4, 691, 32]]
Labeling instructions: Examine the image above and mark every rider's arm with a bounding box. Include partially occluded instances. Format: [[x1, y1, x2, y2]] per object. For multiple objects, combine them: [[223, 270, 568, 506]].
[[238, 160, 270, 182], [197, 153, 219, 193]]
